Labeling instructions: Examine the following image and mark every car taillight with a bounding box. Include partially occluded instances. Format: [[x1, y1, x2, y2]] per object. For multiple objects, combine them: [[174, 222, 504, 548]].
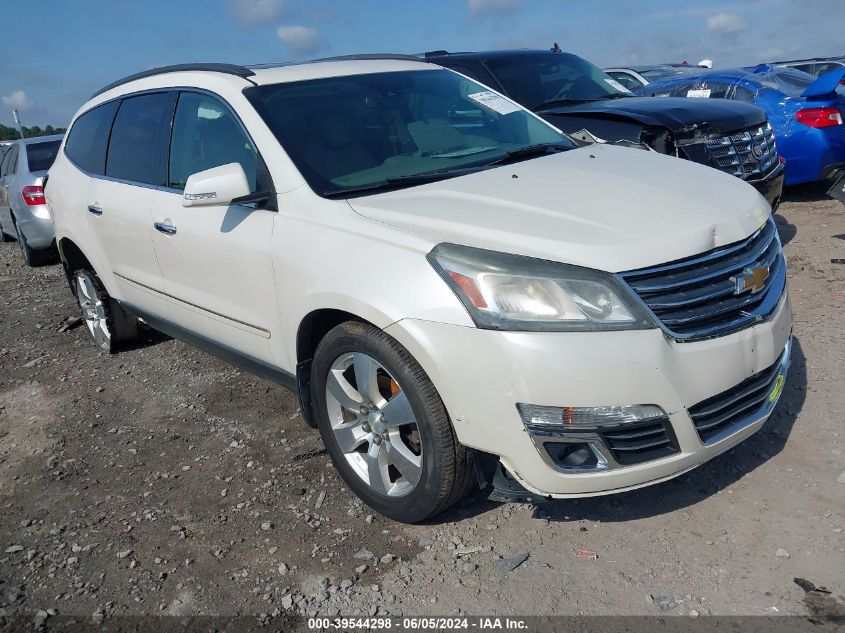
[[22, 185, 45, 206], [795, 107, 843, 128]]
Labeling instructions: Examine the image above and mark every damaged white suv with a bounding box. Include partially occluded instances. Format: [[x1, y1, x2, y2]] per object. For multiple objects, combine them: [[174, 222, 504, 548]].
[[45, 57, 792, 522]]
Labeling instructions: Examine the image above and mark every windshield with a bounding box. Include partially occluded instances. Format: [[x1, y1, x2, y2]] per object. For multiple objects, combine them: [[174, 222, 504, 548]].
[[484, 53, 631, 111], [26, 140, 61, 172], [246, 69, 569, 197]]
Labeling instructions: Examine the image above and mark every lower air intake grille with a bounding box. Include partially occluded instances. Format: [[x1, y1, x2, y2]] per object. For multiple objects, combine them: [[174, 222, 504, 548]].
[[598, 420, 679, 466], [688, 347, 788, 444]]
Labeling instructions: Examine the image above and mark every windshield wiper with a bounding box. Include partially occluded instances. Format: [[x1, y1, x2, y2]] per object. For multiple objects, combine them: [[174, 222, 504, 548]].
[[322, 166, 487, 198], [484, 143, 570, 167]]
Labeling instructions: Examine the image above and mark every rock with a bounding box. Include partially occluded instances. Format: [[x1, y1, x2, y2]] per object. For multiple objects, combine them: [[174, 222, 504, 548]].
[[355, 564, 368, 574], [353, 548, 374, 560], [494, 552, 529, 578], [92, 608, 105, 624], [281, 594, 293, 609], [340, 579, 354, 590], [5, 545, 24, 553], [837, 470, 845, 484], [315, 491, 326, 509], [653, 596, 676, 612], [776, 548, 790, 559], [380, 554, 395, 564], [454, 545, 483, 556], [261, 521, 273, 531], [277, 563, 289, 576], [462, 563, 477, 573], [116, 549, 133, 559], [269, 546, 279, 554], [690, 609, 700, 618], [67, 556, 78, 566]]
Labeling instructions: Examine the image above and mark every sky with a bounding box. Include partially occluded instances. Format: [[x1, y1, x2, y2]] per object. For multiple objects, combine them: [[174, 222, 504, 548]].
[[1, 0, 842, 128]]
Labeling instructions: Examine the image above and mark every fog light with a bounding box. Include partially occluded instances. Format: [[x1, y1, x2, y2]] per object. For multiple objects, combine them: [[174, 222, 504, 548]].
[[517, 403, 668, 433]]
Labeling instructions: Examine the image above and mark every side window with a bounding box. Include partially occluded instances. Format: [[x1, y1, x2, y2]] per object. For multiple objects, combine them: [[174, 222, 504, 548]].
[[106, 93, 173, 185], [168, 92, 258, 192], [792, 63, 815, 76], [4, 145, 20, 176], [65, 101, 119, 175], [814, 62, 843, 77], [0, 146, 12, 177], [608, 72, 642, 92], [731, 85, 756, 102]]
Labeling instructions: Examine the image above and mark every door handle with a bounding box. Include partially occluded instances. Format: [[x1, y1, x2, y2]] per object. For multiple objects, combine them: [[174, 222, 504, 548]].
[[88, 204, 103, 216], [154, 221, 177, 235]]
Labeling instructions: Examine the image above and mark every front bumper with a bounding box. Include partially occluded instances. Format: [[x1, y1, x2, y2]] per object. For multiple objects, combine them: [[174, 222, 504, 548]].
[[384, 292, 792, 498], [747, 163, 785, 210]]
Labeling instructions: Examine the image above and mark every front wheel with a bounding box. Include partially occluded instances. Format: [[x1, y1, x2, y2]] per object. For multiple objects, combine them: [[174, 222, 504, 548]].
[[73, 268, 138, 353], [311, 321, 473, 523]]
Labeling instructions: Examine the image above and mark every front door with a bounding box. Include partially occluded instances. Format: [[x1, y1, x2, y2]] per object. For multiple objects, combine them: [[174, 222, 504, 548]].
[[149, 91, 278, 364]]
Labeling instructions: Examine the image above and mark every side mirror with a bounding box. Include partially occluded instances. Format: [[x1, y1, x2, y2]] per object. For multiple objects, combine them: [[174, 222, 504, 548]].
[[182, 163, 251, 208]]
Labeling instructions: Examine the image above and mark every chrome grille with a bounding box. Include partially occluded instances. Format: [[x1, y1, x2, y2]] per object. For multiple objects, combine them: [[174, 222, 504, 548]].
[[619, 219, 786, 341], [688, 343, 789, 444], [704, 123, 778, 179]]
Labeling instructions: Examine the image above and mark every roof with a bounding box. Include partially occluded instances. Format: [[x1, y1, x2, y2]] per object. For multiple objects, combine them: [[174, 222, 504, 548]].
[[770, 55, 845, 64], [5, 134, 64, 146], [91, 55, 436, 99]]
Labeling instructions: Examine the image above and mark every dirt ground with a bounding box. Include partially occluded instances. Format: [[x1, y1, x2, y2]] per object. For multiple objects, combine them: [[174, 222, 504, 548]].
[[0, 183, 843, 630]]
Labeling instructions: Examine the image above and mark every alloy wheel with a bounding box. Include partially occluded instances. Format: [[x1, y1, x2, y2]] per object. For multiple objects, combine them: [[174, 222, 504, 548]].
[[325, 352, 423, 497], [76, 272, 111, 350]]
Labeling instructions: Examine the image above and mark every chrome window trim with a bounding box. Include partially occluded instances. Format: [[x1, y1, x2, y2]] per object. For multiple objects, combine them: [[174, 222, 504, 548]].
[[63, 86, 269, 194]]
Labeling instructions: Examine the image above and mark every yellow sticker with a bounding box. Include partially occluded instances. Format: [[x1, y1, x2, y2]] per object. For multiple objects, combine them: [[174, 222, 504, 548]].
[[769, 374, 785, 402]]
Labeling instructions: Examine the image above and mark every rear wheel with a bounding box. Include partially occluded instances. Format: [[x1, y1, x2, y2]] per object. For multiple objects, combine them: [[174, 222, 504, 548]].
[[311, 321, 472, 523], [73, 268, 138, 353]]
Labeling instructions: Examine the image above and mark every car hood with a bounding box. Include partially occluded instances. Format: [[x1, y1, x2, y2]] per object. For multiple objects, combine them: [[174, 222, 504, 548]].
[[348, 144, 772, 273], [537, 96, 767, 134]]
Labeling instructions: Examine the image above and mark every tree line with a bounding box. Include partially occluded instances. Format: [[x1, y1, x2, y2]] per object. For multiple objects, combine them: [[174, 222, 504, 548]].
[[0, 123, 66, 141]]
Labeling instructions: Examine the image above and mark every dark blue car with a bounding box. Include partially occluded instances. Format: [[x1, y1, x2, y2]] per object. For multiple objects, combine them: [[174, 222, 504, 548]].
[[638, 65, 845, 186]]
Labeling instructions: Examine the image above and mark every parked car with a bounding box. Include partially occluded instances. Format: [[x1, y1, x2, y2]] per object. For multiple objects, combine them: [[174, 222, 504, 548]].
[[425, 49, 784, 208], [637, 64, 845, 185], [46, 58, 791, 522], [604, 64, 707, 90], [769, 56, 845, 79], [0, 134, 63, 265]]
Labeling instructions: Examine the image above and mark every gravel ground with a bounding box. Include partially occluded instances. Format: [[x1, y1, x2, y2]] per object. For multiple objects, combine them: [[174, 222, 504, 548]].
[[0, 184, 843, 630]]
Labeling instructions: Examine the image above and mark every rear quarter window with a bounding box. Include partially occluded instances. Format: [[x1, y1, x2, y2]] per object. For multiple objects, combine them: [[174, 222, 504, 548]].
[[65, 101, 119, 175], [26, 140, 62, 172]]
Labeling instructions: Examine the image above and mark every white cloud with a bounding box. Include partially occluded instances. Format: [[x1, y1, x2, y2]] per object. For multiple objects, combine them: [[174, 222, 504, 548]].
[[276, 25, 323, 54], [230, 0, 288, 27], [707, 12, 747, 35], [468, 0, 520, 16], [2, 90, 33, 111]]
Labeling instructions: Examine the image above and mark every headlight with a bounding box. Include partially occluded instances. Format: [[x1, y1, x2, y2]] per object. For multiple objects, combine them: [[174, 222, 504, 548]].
[[427, 243, 654, 331]]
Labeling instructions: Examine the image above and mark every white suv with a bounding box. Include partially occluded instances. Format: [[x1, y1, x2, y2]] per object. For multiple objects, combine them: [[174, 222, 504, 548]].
[[46, 57, 792, 522]]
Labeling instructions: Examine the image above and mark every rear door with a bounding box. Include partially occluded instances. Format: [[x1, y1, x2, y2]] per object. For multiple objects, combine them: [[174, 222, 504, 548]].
[[0, 144, 19, 231], [85, 92, 175, 316], [149, 90, 277, 364]]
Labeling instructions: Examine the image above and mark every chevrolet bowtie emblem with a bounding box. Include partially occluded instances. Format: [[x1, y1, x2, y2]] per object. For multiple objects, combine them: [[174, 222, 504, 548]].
[[731, 266, 770, 295]]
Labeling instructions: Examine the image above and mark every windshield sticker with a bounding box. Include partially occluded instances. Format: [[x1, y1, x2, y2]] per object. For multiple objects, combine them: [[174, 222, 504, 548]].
[[604, 79, 632, 93], [467, 91, 522, 115], [687, 88, 711, 98]]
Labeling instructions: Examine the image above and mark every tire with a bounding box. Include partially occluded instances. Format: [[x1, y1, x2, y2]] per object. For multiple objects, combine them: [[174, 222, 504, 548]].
[[72, 268, 139, 354], [311, 321, 473, 523], [13, 218, 51, 266]]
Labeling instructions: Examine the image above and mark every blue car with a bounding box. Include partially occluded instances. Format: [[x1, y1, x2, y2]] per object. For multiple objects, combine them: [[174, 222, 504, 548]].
[[638, 65, 845, 185]]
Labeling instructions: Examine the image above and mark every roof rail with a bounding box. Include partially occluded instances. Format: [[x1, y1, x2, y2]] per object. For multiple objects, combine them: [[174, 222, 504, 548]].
[[424, 50, 450, 58], [309, 53, 427, 63], [92, 63, 256, 99]]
